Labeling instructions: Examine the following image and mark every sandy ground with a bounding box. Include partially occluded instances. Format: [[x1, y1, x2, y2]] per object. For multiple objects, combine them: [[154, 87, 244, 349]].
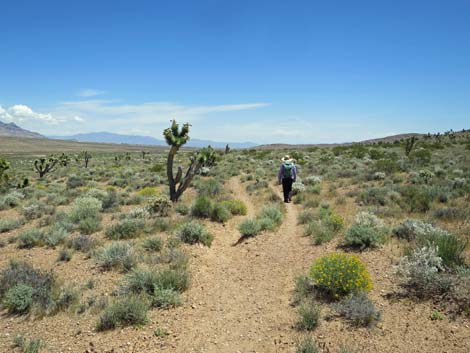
[[0, 177, 469, 353]]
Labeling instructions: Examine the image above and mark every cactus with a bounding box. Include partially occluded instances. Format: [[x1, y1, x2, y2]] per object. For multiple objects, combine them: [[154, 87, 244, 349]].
[[34, 156, 58, 178], [163, 120, 215, 202], [79, 151, 92, 168], [404, 136, 417, 157]]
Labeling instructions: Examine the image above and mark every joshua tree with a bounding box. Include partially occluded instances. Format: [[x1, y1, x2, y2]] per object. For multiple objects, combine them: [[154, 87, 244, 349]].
[[0, 157, 10, 186], [34, 156, 58, 178], [164, 120, 216, 202], [79, 151, 92, 168], [58, 153, 70, 167], [225, 144, 230, 154], [404, 136, 417, 157], [141, 151, 149, 159]]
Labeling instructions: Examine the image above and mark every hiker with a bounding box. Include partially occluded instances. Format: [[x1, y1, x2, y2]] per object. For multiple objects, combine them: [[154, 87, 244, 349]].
[[278, 155, 297, 203]]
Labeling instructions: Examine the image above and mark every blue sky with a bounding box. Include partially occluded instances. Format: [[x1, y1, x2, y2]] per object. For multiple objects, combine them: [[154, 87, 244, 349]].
[[0, 0, 469, 143]]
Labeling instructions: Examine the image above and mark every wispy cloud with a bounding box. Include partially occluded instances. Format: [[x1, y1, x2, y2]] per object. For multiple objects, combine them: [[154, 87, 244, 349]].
[[77, 89, 106, 97]]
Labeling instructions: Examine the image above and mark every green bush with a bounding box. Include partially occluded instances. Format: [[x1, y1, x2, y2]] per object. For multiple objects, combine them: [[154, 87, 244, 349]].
[[310, 253, 373, 299], [298, 209, 316, 225], [17, 229, 44, 249], [3, 284, 34, 314], [96, 296, 149, 331], [295, 336, 319, 353], [333, 292, 381, 327], [196, 178, 222, 197], [105, 219, 145, 240], [176, 221, 213, 246], [297, 299, 321, 330], [78, 217, 102, 235], [69, 197, 102, 223], [152, 288, 182, 308], [191, 196, 213, 218], [210, 203, 232, 223], [142, 237, 163, 252], [221, 199, 247, 215], [0, 261, 55, 313], [259, 205, 283, 226], [13, 335, 43, 353], [0, 218, 24, 233], [43, 227, 69, 247], [344, 225, 386, 249], [96, 243, 137, 272], [67, 234, 96, 252], [238, 219, 261, 237]]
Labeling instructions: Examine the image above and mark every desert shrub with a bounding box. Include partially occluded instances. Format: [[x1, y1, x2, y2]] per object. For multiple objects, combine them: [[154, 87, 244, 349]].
[[127, 206, 150, 219], [142, 237, 163, 252], [0, 191, 24, 209], [358, 187, 387, 206], [298, 209, 316, 225], [259, 205, 283, 226], [210, 202, 232, 223], [393, 219, 436, 241], [0, 218, 24, 233], [238, 219, 261, 237], [344, 212, 387, 249], [17, 229, 44, 249], [433, 207, 463, 220], [57, 249, 72, 262], [66, 175, 85, 189], [221, 199, 247, 215], [123, 267, 190, 296], [304, 221, 333, 245], [292, 181, 306, 195], [13, 335, 43, 353], [399, 185, 432, 212], [96, 296, 149, 331], [146, 195, 172, 216], [67, 234, 96, 252], [323, 213, 344, 233], [297, 299, 321, 330], [0, 261, 55, 313], [295, 336, 319, 353], [101, 189, 119, 211], [43, 226, 69, 247], [3, 284, 34, 314], [333, 292, 381, 327], [106, 219, 145, 240], [304, 175, 322, 185], [53, 286, 79, 312], [175, 203, 190, 215], [292, 275, 315, 305], [395, 246, 449, 298], [96, 243, 137, 272], [394, 220, 467, 268], [257, 217, 277, 231], [175, 221, 213, 246], [152, 288, 182, 308], [416, 230, 467, 268], [137, 186, 158, 197], [78, 217, 102, 235], [196, 178, 222, 197], [21, 202, 52, 220], [191, 196, 213, 218], [68, 197, 102, 223], [152, 217, 171, 232], [449, 274, 470, 316], [310, 253, 372, 298]]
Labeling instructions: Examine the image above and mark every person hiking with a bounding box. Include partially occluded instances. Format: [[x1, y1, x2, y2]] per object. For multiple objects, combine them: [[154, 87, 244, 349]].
[[278, 155, 297, 203]]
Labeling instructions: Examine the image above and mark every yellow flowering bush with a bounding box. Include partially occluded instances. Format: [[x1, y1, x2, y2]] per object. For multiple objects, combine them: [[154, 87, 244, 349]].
[[309, 253, 372, 298]]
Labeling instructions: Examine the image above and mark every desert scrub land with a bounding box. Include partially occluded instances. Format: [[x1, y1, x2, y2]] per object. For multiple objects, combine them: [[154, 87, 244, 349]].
[[0, 129, 469, 353]]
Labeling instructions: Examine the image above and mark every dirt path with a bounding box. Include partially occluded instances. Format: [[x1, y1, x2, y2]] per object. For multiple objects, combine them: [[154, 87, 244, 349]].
[[158, 177, 319, 353]]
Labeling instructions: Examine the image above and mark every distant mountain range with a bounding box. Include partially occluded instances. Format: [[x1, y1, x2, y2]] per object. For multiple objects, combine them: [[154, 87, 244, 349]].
[[0, 120, 44, 139], [48, 132, 258, 149]]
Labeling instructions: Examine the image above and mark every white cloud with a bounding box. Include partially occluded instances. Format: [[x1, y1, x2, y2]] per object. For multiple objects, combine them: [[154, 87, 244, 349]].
[[0, 104, 59, 124], [77, 89, 106, 97]]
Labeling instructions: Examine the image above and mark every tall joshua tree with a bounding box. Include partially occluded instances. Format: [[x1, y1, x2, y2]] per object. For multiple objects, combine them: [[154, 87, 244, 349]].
[[404, 136, 417, 157], [34, 156, 58, 178], [164, 120, 216, 202], [79, 151, 92, 168]]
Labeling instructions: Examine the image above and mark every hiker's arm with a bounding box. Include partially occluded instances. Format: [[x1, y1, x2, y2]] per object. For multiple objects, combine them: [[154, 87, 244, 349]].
[[278, 165, 283, 183]]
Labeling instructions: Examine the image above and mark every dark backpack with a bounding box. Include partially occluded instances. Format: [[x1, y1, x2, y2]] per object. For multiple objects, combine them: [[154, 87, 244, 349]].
[[282, 162, 293, 178]]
